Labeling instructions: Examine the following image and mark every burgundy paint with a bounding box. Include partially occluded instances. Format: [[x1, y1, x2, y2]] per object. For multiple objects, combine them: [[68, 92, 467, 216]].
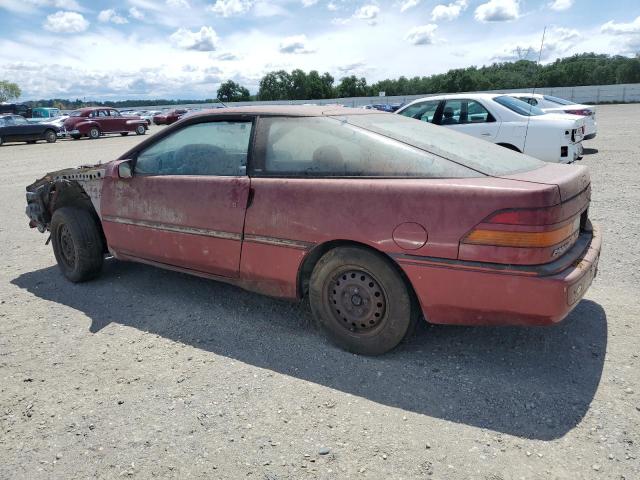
[[392, 222, 428, 250]]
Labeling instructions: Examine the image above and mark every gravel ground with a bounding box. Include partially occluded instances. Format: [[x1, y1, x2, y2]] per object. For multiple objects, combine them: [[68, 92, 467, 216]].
[[1, 107, 639, 480]]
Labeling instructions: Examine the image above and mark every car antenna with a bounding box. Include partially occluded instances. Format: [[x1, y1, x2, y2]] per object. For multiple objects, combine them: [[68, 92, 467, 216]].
[[216, 97, 228, 108], [523, 26, 547, 155]]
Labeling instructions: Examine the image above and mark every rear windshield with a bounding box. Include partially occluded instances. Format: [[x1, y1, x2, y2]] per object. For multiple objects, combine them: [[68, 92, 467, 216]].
[[543, 95, 576, 106], [494, 96, 545, 116], [343, 113, 544, 176], [69, 110, 83, 117]]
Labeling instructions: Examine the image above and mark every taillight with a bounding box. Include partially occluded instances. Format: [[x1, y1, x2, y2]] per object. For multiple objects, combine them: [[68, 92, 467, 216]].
[[565, 109, 592, 116], [462, 208, 581, 249]]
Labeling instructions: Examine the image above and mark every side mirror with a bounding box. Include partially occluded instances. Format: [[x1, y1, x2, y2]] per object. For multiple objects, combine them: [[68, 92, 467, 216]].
[[118, 160, 133, 179]]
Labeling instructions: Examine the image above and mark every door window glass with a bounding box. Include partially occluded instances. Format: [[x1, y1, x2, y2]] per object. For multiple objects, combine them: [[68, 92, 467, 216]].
[[98, 110, 109, 117], [11, 115, 28, 125], [135, 121, 252, 176], [440, 99, 494, 125], [398, 100, 440, 123]]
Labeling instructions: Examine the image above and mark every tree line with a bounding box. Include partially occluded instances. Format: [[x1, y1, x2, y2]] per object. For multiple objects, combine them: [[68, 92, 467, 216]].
[[5, 53, 640, 108]]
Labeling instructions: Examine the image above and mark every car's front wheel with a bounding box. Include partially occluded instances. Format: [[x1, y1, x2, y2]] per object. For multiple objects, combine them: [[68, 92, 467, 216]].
[[135, 124, 146, 135], [51, 207, 104, 282], [0, 136, 3, 146], [44, 130, 57, 143], [88, 127, 100, 139], [309, 246, 417, 355]]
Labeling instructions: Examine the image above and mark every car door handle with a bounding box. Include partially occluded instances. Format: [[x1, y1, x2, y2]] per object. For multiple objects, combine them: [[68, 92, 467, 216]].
[[481, 132, 492, 136]]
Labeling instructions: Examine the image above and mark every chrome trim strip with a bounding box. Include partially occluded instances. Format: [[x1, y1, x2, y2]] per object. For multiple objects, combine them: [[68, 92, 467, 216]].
[[102, 215, 241, 241], [244, 234, 315, 250]]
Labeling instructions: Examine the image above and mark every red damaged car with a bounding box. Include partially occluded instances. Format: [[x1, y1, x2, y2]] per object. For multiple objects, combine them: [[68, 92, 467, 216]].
[[63, 107, 148, 140], [25, 106, 601, 355], [153, 109, 187, 125]]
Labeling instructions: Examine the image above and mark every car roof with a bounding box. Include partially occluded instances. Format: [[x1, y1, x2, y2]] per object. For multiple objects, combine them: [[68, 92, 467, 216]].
[[507, 92, 544, 98], [186, 105, 384, 118]]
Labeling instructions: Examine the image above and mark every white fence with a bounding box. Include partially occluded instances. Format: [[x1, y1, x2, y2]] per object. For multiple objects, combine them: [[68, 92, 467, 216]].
[[132, 83, 640, 111]]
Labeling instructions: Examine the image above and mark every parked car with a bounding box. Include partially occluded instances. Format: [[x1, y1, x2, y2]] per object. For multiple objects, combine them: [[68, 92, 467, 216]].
[[24, 106, 601, 355], [0, 114, 59, 145], [63, 107, 148, 140], [507, 93, 597, 140], [153, 109, 188, 125], [396, 93, 585, 163], [0, 103, 32, 118], [28, 107, 61, 123]]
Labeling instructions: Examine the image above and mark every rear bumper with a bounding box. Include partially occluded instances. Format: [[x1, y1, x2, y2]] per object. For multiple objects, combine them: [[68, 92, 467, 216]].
[[398, 223, 602, 327]]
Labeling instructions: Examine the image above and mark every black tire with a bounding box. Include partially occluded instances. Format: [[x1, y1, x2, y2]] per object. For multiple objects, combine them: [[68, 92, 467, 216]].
[[26, 140, 37, 144], [50, 207, 104, 282], [88, 127, 100, 139], [121, 132, 129, 136], [135, 124, 146, 135], [44, 130, 57, 143], [309, 246, 417, 355], [0, 136, 3, 146], [497, 143, 521, 152], [71, 134, 81, 140]]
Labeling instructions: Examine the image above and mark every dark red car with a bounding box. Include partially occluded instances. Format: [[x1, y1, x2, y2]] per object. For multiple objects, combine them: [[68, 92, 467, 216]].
[[153, 109, 187, 125], [25, 106, 601, 355], [63, 107, 148, 140]]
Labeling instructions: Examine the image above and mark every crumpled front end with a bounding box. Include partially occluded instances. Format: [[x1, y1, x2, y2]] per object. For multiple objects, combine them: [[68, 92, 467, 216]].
[[25, 164, 107, 233]]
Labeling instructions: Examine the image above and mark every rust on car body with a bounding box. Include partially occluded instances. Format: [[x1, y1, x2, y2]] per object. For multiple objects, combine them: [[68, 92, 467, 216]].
[[25, 105, 602, 353]]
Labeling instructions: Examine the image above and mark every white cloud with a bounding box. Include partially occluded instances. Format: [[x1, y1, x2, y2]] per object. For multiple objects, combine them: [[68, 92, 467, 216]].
[[601, 16, 640, 35], [166, 0, 190, 6], [354, 5, 379, 20], [548, 0, 573, 11], [98, 9, 129, 25], [129, 7, 144, 20], [301, 0, 318, 6], [474, 0, 519, 23], [170, 26, 219, 51], [331, 17, 351, 25], [208, 0, 254, 17], [42, 11, 89, 33], [327, 2, 337, 11], [216, 52, 239, 61], [400, 0, 420, 13], [405, 24, 438, 45], [279, 34, 315, 54], [431, 0, 468, 22], [493, 27, 581, 61]]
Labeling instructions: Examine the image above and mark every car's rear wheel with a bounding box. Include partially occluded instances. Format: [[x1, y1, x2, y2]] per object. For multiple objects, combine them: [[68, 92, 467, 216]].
[[135, 125, 146, 135], [51, 207, 104, 282], [44, 130, 57, 143], [309, 246, 417, 355], [89, 127, 100, 139]]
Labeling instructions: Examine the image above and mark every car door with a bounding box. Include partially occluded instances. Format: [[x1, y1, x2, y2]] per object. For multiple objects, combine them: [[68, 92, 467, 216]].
[[9, 115, 42, 141], [108, 109, 128, 131], [437, 99, 500, 141], [95, 109, 114, 132], [100, 117, 254, 277]]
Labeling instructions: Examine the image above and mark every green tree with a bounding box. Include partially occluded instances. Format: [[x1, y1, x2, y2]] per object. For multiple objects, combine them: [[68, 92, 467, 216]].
[[216, 80, 251, 102], [336, 76, 369, 98], [258, 70, 293, 100], [0, 80, 21, 103]]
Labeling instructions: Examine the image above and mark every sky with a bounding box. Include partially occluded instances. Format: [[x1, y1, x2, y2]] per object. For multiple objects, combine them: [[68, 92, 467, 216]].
[[0, 0, 639, 100]]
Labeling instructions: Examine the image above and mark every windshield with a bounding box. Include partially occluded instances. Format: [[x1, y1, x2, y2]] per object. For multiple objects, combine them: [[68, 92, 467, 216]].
[[543, 95, 576, 106], [343, 113, 544, 176], [494, 96, 545, 116]]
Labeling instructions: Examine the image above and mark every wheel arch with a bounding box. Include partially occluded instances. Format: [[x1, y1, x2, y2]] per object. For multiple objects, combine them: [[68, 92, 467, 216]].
[[47, 181, 107, 253], [496, 142, 522, 152], [296, 239, 421, 315]]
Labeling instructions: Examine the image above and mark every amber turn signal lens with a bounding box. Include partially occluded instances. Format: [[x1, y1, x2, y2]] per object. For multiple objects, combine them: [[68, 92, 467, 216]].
[[464, 219, 579, 248]]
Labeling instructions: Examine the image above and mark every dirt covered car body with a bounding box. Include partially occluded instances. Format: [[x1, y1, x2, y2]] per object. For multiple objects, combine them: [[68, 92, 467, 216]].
[[25, 106, 601, 355]]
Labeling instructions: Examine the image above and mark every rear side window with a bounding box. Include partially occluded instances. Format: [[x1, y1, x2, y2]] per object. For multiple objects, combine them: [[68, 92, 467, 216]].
[[344, 114, 544, 176], [398, 100, 440, 123], [494, 96, 545, 116], [253, 116, 478, 178], [135, 121, 252, 176]]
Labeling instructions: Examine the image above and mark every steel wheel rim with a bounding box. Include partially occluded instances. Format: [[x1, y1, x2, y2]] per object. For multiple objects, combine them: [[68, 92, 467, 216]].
[[58, 224, 76, 269], [90, 128, 99, 138], [46, 131, 55, 142], [327, 269, 387, 334]]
